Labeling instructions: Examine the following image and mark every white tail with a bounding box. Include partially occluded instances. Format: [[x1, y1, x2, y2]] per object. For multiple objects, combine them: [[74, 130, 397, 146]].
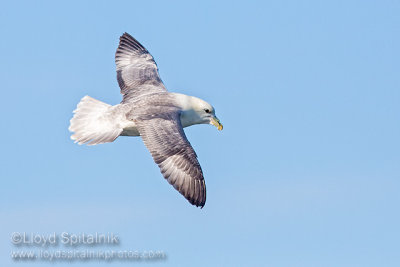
[[69, 96, 122, 145]]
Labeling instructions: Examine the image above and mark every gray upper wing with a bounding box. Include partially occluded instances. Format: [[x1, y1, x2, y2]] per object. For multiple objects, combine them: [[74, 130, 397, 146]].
[[134, 110, 206, 208], [115, 33, 167, 103]]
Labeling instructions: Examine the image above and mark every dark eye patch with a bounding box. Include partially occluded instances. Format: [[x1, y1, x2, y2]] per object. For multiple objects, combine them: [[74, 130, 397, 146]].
[[204, 109, 210, 113]]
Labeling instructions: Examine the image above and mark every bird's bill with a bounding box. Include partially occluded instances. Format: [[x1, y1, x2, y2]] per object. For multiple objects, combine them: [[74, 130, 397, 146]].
[[210, 116, 223, 130]]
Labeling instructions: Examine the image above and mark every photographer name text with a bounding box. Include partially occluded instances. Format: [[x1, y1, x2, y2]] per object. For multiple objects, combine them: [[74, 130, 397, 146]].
[[11, 232, 119, 246]]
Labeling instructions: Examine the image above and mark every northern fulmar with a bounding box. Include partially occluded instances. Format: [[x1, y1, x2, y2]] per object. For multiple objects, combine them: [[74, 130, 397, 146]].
[[69, 33, 223, 208]]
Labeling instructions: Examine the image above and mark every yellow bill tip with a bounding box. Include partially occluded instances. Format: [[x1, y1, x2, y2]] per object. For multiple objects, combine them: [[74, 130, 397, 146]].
[[211, 117, 223, 131]]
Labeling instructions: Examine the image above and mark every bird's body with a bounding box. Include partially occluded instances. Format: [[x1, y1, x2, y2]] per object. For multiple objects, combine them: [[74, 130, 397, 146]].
[[69, 33, 222, 208]]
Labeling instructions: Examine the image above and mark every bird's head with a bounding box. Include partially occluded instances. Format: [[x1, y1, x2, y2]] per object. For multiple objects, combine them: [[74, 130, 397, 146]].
[[177, 94, 223, 130]]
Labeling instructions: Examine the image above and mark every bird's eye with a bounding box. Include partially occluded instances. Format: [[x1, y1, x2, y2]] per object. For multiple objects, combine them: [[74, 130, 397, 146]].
[[204, 109, 210, 113]]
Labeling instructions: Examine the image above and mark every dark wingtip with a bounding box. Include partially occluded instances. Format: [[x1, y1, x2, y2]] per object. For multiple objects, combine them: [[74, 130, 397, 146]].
[[195, 196, 206, 208], [120, 32, 132, 40], [118, 32, 146, 51], [187, 193, 205, 208]]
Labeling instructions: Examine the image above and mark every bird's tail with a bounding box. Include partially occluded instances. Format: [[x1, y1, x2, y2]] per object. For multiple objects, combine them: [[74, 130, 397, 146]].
[[69, 96, 122, 145]]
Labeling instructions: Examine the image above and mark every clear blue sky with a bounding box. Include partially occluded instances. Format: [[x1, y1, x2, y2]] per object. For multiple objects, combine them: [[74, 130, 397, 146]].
[[1, 0, 399, 266]]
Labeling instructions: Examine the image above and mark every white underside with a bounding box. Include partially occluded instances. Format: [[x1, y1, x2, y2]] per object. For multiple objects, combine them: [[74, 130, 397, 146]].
[[120, 123, 140, 136], [119, 115, 191, 137], [69, 93, 209, 145]]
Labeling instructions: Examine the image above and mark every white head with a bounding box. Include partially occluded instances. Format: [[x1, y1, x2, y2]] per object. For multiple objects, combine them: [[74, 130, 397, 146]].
[[174, 94, 223, 130]]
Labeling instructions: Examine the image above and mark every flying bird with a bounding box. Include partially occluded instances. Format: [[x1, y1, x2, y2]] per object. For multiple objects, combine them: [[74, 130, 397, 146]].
[[69, 33, 223, 208]]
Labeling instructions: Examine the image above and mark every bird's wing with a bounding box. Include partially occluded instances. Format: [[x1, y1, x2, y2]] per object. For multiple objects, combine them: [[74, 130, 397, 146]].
[[134, 110, 206, 207], [115, 33, 167, 103]]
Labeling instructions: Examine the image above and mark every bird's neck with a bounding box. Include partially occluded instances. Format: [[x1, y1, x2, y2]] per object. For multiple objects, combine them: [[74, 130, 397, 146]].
[[170, 93, 203, 127], [170, 93, 194, 111]]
